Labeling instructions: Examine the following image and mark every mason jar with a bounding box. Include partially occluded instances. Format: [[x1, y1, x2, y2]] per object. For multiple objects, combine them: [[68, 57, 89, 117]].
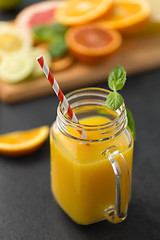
[[50, 88, 134, 225]]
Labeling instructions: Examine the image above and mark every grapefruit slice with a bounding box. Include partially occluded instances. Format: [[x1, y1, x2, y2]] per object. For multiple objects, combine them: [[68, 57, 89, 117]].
[[0, 126, 49, 156], [55, 0, 113, 26], [65, 24, 122, 63], [15, 1, 60, 30], [97, 0, 151, 31]]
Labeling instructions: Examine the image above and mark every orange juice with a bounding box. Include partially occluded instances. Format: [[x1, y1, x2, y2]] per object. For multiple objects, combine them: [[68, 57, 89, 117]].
[[50, 103, 133, 225]]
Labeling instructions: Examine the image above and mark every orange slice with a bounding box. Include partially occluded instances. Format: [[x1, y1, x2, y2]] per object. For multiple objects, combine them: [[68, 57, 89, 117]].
[[65, 24, 122, 63], [51, 55, 74, 72], [0, 126, 49, 156], [97, 0, 151, 31], [55, 0, 113, 25]]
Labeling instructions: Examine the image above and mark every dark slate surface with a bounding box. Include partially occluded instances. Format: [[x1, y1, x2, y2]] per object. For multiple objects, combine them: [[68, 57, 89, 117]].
[[0, 1, 160, 239]]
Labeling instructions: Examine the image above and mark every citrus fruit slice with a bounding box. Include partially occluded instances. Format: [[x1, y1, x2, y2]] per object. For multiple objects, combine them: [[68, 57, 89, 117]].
[[36, 42, 49, 50], [145, 0, 160, 22], [65, 24, 122, 63], [55, 0, 113, 26], [0, 52, 4, 63], [0, 53, 34, 83], [0, 126, 49, 156], [137, 0, 160, 35], [31, 47, 51, 78], [15, 1, 59, 30], [0, 25, 32, 55], [0, 21, 12, 29], [51, 55, 74, 72], [97, 0, 151, 31]]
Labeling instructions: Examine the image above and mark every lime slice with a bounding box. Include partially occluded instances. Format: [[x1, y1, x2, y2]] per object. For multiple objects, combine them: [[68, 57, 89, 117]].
[[31, 47, 51, 78], [0, 53, 34, 83]]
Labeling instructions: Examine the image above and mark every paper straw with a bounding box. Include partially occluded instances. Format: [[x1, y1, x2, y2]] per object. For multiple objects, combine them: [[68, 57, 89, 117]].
[[37, 56, 87, 139]]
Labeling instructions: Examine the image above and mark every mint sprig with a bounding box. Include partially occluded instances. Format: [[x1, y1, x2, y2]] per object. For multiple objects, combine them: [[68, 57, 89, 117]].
[[106, 65, 136, 140], [108, 65, 126, 91], [106, 92, 124, 110]]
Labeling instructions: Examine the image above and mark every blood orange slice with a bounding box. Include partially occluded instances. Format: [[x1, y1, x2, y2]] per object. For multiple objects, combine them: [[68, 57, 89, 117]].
[[65, 24, 122, 63], [15, 1, 60, 30]]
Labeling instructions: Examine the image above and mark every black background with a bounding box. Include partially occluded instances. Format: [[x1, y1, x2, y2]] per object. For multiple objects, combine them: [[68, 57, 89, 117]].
[[0, 1, 160, 239]]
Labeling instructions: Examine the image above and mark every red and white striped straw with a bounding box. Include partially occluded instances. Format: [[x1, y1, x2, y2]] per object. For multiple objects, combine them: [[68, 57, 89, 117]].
[[37, 56, 87, 139]]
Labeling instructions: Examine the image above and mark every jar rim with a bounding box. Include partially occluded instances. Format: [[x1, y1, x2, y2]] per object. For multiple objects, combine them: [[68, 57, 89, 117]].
[[57, 87, 126, 129]]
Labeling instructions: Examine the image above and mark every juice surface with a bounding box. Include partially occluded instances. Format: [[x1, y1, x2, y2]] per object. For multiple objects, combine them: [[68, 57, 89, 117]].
[[50, 115, 133, 225]]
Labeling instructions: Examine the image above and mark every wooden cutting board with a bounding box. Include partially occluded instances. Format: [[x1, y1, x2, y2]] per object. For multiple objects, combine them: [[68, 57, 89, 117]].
[[0, 33, 160, 104]]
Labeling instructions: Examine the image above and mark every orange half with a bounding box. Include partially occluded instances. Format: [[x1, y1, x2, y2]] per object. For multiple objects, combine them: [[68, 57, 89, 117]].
[[97, 0, 151, 31], [66, 24, 122, 63], [55, 0, 113, 25], [51, 55, 74, 72], [0, 126, 49, 156]]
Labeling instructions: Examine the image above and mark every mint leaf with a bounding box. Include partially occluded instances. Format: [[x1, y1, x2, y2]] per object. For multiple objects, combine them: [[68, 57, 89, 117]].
[[33, 25, 54, 42], [106, 92, 124, 110], [126, 107, 136, 140], [50, 36, 68, 58], [33, 23, 68, 42], [51, 22, 68, 35], [106, 65, 136, 140], [108, 65, 126, 91]]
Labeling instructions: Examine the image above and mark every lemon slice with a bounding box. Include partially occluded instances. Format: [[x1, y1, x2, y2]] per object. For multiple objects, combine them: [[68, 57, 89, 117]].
[[31, 47, 51, 78], [0, 21, 12, 29], [0, 52, 4, 63], [131, 0, 160, 35], [145, 0, 160, 22], [0, 25, 32, 56], [0, 53, 34, 83], [0, 22, 11, 61], [0, 126, 49, 156]]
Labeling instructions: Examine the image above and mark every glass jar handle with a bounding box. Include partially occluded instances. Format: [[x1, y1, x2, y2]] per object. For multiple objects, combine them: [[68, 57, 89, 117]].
[[102, 146, 130, 223]]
